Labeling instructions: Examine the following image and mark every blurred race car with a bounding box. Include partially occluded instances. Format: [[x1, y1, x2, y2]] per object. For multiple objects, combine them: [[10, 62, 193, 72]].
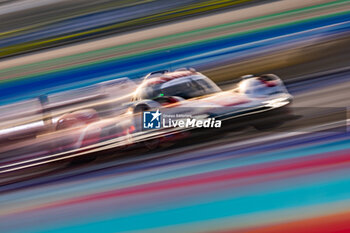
[[0, 68, 293, 166]]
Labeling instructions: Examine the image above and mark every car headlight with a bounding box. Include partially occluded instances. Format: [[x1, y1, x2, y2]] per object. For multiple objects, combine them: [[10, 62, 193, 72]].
[[263, 98, 290, 108]]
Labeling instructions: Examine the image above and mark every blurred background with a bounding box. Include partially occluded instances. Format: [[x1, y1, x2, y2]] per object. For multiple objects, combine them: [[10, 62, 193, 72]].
[[0, 0, 350, 233]]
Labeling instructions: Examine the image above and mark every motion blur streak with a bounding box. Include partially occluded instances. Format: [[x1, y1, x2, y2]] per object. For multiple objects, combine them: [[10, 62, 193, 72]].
[[1, 0, 349, 104], [0, 0, 350, 233], [1, 130, 350, 232]]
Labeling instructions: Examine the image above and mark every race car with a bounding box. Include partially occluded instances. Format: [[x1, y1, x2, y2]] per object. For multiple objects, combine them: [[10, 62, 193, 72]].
[[0, 68, 293, 167]]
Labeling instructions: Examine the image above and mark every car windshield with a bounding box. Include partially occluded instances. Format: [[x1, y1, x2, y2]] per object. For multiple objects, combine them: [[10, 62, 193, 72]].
[[139, 74, 221, 100]]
